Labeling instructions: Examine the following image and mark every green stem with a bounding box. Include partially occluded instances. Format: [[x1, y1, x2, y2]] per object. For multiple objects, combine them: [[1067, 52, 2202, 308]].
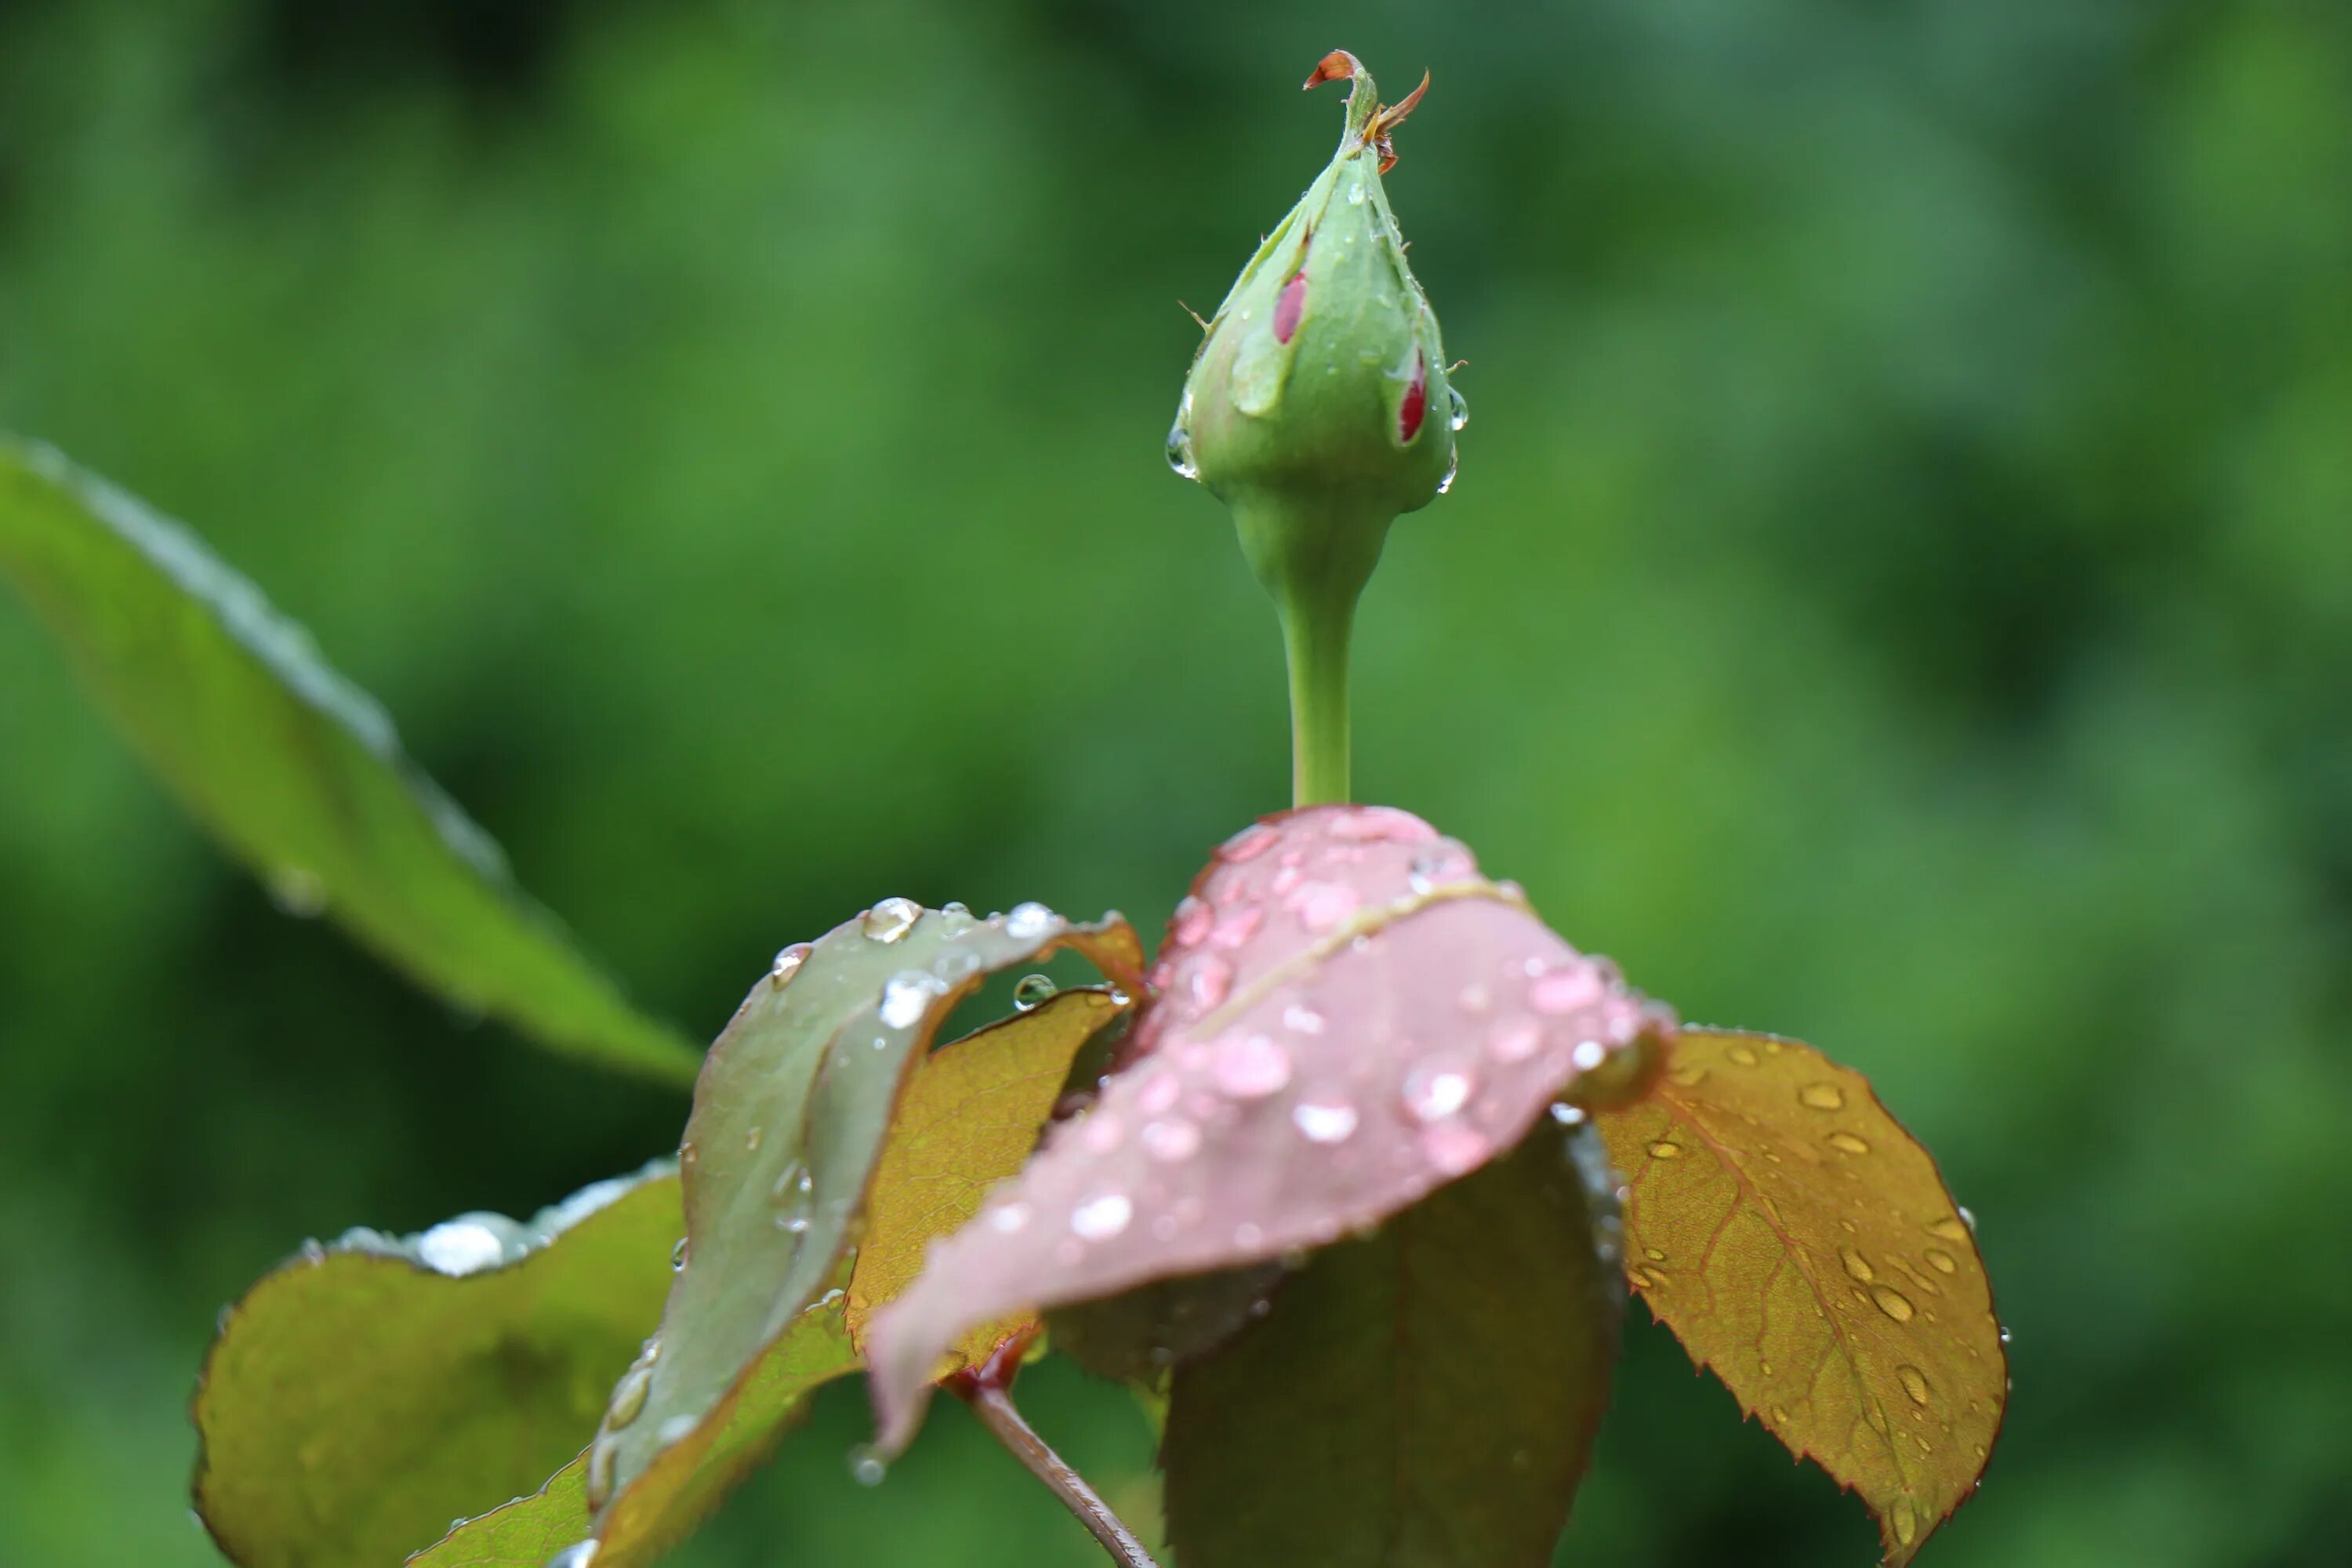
[[1231, 492, 1392, 808], [1279, 580, 1355, 806]]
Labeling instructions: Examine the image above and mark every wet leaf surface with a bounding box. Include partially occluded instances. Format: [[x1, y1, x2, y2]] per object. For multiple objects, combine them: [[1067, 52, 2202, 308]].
[[865, 805, 1672, 1453], [0, 437, 698, 1084], [575, 902, 1140, 1563], [847, 987, 1131, 1369], [193, 1163, 681, 1568], [1163, 1119, 1624, 1568], [1596, 1029, 2006, 1565]]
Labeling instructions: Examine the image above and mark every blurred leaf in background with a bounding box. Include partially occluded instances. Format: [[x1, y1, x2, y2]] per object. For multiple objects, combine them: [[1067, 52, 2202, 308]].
[[2, 2, 2347, 1566]]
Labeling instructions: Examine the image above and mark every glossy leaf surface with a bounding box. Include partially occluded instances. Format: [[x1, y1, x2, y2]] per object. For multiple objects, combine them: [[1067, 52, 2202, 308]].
[[1163, 1119, 1624, 1568], [1598, 1029, 2006, 1564], [0, 437, 698, 1083], [194, 1164, 681, 1568], [847, 987, 1129, 1369], [579, 902, 1140, 1560], [866, 806, 1672, 1452]]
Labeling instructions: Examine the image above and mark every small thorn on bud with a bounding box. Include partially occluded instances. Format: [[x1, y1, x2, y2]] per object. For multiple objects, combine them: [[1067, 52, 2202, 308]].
[[1446, 359, 1469, 374], [1178, 299, 1210, 332]]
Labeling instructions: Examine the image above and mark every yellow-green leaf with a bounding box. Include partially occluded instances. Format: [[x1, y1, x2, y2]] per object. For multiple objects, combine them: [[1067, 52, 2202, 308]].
[[847, 986, 1129, 1370], [1596, 1029, 2007, 1564], [0, 436, 699, 1085], [193, 1163, 682, 1568], [408, 1292, 859, 1568]]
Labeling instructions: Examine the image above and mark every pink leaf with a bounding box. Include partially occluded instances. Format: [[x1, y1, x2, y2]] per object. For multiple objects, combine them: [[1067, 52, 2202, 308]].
[[864, 805, 1675, 1452]]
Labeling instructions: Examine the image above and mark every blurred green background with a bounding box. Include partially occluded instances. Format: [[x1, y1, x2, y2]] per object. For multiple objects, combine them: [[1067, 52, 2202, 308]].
[[4, 1, 2348, 1563]]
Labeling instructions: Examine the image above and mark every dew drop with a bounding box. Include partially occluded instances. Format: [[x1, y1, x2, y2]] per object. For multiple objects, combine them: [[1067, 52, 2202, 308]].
[[1892, 1497, 1919, 1547], [605, 1362, 653, 1430], [771, 1162, 815, 1234], [1871, 1286, 1917, 1323], [1401, 1058, 1476, 1122], [1487, 1018, 1542, 1063], [655, 1414, 698, 1447], [1896, 1364, 1931, 1405], [1347, 182, 1367, 205], [1799, 1083, 1845, 1110], [848, 1446, 887, 1486], [770, 942, 811, 986], [1141, 1117, 1202, 1162], [417, 1221, 506, 1277], [1012, 973, 1057, 1011], [584, 1436, 618, 1511], [1436, 443, 1459, 495], [1529, 966, 1601, 1015], [1211, 1032, 1291, 1098], [670, 1236, 688, 1271], [1421, 1121, 1491, 1176], [879, 971, 944, 1029], [1841, 1247, 1876, 1283], [1005, 902, 1059, 942], [986, 1202, 1029, 1233], [1209, 905, 1265, 949], [1828, 1131, 1871, 1156], [1548, 1102, 1586, 1126], [1926, 1215, 1970, 1243], [1447, 385, 1469, 431], [1570, 1038, 1608, 1073], [862, 897, 922, 943], [1134, 1069, 1182, 1117], [1171, 895, 1213, 946], [1668, 1064, 1708, 1087], [1071, 1192, 1134, 1240], [1292, 1100, 1359, 1143], [1288, 880, 1359, 933], [1643, 1247, 1667, 1262], [1924, 1247, 1958, 1274], [546, 1544, 599, 1568], [1186, 954, 1233, 1010], [1282, 1002, 1326, 1036], [1958, 1205, 1978, 1233], [743, 1127, 764, 1152], [1165, 418, 1198, 481], [1726, 1044, 1761, 1066], [1221, 823, 1279, 862], [1647, 1140, 1682, 1159]]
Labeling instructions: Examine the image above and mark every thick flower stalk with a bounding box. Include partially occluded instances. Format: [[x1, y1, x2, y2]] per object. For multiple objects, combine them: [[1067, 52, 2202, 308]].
[[1170, 50, 1462, 807]]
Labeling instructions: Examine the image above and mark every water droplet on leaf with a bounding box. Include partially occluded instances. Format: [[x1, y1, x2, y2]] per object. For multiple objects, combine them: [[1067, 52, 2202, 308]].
[[862, 898, 921, 944], [1071, 1192, 1134, 1240], [1292, 1100, 1359, 1143], [1012, 973, 1057, 1011], [1799, 1082, 1845, 1110]]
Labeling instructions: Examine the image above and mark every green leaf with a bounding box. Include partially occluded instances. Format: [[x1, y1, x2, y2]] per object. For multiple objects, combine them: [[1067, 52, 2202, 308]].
[[576, 902, 1142, 1566], [0, 436, 699, 1085], [412, 1294, 861, 1568], [1161, 1118, 1625, 1568], [194, 1162, 683, 1568]]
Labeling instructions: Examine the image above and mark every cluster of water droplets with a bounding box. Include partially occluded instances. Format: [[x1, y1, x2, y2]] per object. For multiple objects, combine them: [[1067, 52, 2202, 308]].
[[956, 805, 1672, 1294]]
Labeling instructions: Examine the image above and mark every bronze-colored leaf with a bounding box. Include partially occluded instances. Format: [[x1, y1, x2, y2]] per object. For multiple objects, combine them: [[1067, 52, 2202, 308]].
[[846, 987, 1130, 1367], [1596, 1029, 2007, 1564]]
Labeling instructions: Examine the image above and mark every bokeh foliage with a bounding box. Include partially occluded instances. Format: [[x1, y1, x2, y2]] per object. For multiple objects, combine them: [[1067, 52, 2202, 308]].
[[2, 2, 2347, 1565]]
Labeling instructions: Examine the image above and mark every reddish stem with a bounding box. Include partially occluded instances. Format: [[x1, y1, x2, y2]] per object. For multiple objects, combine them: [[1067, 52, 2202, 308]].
[[948, 1332, 1163, 1568]]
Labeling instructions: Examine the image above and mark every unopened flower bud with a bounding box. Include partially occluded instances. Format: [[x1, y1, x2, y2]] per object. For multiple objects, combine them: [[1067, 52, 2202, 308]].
[[1169, 52, 1464, 808], [1171, 50, 1458, 518]]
